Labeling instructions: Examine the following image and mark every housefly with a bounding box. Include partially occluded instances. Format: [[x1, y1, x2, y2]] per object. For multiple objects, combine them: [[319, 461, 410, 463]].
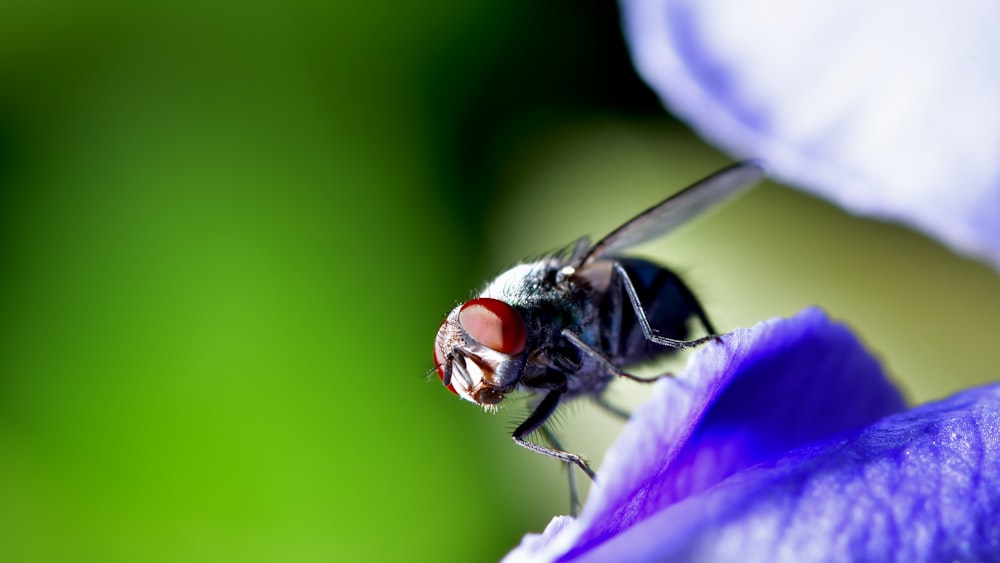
[[433, 162, 764, 511]]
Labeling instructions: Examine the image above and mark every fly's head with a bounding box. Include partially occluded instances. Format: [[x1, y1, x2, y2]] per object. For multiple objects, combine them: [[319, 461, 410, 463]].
[[434, 297, 527, 411]]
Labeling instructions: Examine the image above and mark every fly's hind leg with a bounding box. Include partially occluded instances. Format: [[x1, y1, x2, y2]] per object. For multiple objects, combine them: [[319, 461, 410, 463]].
[[611, 262, 718, 349]]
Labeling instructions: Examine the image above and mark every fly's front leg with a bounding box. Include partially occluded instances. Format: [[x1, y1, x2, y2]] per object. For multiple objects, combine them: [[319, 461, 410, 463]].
[[611, 262, 717, 349], [512, 390, 596, 481], [540, 426, 582, 516]]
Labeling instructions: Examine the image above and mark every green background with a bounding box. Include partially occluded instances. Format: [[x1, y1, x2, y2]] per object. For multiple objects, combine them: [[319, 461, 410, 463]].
[[2, 2, 998, 561]]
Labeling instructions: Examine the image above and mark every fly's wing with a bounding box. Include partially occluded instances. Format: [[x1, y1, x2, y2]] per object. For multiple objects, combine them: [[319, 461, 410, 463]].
[[567, 236, 592, 264], [577, 161, 764, 267]]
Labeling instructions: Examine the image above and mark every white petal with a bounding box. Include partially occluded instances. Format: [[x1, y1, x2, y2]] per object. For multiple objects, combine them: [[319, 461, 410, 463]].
[[623, 0, 1000, 266]]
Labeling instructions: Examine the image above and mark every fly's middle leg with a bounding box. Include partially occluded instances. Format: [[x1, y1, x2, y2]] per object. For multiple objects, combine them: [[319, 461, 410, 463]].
[[561, 328, 666, 384]]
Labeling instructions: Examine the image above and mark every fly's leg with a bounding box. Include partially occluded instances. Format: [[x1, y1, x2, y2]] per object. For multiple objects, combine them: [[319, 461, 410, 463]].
[[611, 262, 717, 349], [561, 329, 662, 384], [593, 393, 632, 421], [540, 426, 582, 516], [512, 390, 596, 482]]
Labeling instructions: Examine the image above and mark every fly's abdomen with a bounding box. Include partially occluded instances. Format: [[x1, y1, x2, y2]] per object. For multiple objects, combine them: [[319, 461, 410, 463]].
[[599, 257, 703, 365]]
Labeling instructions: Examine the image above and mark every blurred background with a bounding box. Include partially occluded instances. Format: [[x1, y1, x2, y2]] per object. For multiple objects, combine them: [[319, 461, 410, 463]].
[[2, 1, 999, 561]]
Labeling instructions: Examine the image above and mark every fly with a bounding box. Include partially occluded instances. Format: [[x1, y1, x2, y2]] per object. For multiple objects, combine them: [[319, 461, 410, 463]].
[[433, 162, 764, 512]]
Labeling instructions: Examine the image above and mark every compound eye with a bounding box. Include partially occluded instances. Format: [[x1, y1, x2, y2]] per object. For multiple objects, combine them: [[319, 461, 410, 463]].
[[459, 298, 526, 355], [434, 322, 457, 394]]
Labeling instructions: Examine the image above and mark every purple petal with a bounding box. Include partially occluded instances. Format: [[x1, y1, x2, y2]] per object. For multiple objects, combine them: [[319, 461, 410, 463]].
[[575, 383, 1000, 562], [505, 307, 907, 561], [621, 0, 1000, 267]]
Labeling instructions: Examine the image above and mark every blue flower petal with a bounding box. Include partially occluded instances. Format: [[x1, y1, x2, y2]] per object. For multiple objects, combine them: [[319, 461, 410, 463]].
[[505, 308, 911, 561], [574, 384, 1000, 562], [621, 0, 1000, 267]]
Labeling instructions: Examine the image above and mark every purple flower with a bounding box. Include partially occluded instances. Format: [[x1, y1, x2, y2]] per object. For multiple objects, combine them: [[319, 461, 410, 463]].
[[504, 308, 1000, 561], [621, 0, 1000, 268]]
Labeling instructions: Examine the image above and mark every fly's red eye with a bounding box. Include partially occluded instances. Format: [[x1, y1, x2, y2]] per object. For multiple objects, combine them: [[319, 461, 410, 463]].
[[434, 322, 457, 394], [459, 298, 526, 355]]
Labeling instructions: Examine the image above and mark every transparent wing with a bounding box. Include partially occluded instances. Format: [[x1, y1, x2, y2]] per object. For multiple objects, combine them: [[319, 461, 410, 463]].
[[578, 161, 765, 267]]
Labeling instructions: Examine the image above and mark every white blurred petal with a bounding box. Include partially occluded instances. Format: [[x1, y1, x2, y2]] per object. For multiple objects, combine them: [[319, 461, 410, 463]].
[[622, 0, 1000, 267]]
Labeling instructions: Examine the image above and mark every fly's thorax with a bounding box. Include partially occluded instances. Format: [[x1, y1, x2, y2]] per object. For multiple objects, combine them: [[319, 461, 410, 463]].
[[434, 297, 528, 410], [478, 259, 565, 304]]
